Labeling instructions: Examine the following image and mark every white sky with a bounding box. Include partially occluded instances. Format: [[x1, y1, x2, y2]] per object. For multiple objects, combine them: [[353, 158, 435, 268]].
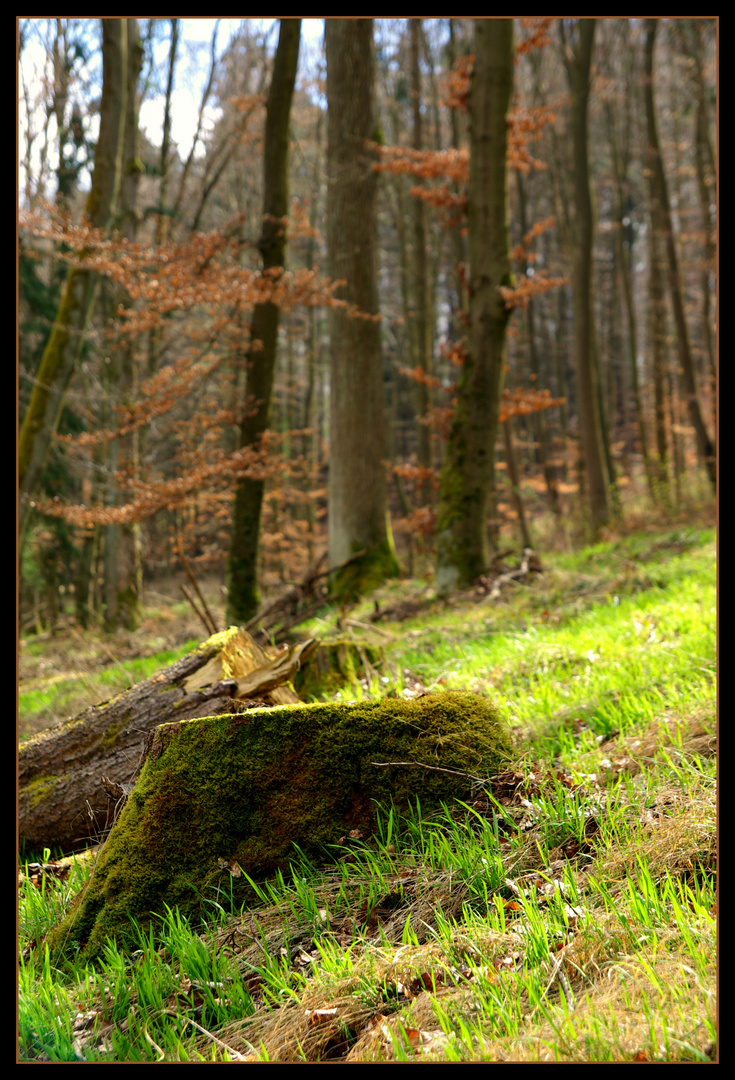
[[140, 19, 324, 160], [18, 18, 325, 202]]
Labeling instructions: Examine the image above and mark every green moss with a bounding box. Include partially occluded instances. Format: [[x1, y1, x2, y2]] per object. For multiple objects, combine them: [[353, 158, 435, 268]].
[[22, 773, 60, 810], [101, 711, 132, 750], [45, 692, 513, 961], [293, 640, 384, 700], [332, 542, 401, 602]]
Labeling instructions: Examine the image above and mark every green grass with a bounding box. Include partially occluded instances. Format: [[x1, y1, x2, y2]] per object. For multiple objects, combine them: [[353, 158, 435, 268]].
[[18, 639, 200, 741], [18, 525, 716, 1062]]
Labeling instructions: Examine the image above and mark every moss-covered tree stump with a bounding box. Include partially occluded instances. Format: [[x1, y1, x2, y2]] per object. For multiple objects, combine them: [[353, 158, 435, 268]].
[[45, 691, 513, 961]]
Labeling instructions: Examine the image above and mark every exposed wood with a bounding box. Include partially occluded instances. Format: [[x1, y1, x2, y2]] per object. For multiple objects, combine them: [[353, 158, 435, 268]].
[[478, 547, 543, 601], [19, 627, 303, 854]]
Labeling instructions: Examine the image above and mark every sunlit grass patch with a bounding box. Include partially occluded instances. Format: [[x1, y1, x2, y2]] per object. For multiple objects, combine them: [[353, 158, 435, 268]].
[[19, 525, 716, 1062]]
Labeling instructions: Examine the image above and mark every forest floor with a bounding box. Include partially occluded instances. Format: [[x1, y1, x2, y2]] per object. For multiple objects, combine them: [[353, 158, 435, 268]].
[[18, 513, 717, 1062]]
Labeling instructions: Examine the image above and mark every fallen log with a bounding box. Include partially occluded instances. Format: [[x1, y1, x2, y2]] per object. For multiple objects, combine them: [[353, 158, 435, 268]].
[[480, 547, 544, 600], [19, 628, 315, 854]]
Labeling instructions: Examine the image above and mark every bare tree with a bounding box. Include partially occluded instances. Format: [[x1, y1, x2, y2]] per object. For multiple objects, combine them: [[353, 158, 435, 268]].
[[325, 18, 400, 598], [226, 19, 302, 623], [19, 20, 129, 551], [435, 18, 514, 592], [560, 18, 613, 535], [643, 19, 715, 492]]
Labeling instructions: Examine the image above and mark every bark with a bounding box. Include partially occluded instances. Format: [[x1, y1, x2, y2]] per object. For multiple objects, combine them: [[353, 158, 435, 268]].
[[502, 420, 532, 550], [103, 18, 144, 632], [19, 20, 128, 551], [643, 20, 716, 491], [409, 19, 433, 499], [446, 19, 470, 321], [19, 628, 305, 855], [515, 170, 561, 515], [325, 18, 400, 597], [560, 18, 612, 535], [146, 18, 179, 377], [226, 19, 301, 624], [674, 20, 716, 411], [649, 219, 671, 507], [435, 18, 514, 593], [385, 99, 415, 574], [603, 47, 655, 497]]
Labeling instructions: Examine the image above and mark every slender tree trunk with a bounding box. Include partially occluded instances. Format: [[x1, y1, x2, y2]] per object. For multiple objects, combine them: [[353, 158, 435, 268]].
[[409, 19, 432, 502], [649, 224, 671, 508], [561, 18, 612, 535], [386, 157, 415, 577], [643, 19, 715, 492], [19, 20, 128, 551], [226, 19, 301, 624], [682, 21, 717, 428], [612, 156, 654, 495], [516, 170, 561, 515], [146, 18, 179, 378], [503, 420, 532, 549], [435, 18, 514, 593], [103, 18, 144, 632], [325, 18, 400, 598], [446, 19, 469, 323]]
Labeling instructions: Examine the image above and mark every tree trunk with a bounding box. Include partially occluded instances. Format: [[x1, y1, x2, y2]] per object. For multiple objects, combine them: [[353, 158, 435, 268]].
[[19, 627, 305, 854], [226, 19, 301, 624], [19, 20, 128, 551], [103, 18, 144, 632], [561, 18, 612, 536], [325, 18, 400, 598], [503, 419, 532, 550], [673, 21, 716, 434], [435, 18, 514, 594], [649, 223, 671, 508], [603, 52, 655, 496], [515, 169, 561, 515], [409, 19, 433, 501], [643, 19, 716, 492]]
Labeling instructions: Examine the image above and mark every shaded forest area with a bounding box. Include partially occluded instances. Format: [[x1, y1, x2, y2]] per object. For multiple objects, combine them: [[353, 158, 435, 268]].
[[18, 18, 717, 638]]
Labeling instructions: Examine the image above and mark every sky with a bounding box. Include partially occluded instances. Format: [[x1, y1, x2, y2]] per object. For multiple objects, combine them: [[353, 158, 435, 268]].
[[139, 19, 325, 161], [18, 18, 326, 203]]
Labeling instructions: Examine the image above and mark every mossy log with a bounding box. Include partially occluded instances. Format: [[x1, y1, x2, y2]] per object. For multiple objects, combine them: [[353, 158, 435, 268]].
[[19, 628, 310, 855], [44, 691, 513, 961]]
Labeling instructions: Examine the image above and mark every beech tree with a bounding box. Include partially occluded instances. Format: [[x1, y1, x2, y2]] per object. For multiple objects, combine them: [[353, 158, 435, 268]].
[[560, 18, 613, 535], [102, 17, 145, 631], [325, 18, 400, 597], [643, 19, 716, 492], [19, 19, 128, 552], [226, 18, 302, 624], [435, 18, 515, 592], [18, 20, 716, 634]]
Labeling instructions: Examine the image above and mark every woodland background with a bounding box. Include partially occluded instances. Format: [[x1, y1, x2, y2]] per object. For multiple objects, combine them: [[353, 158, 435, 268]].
[[17, 17, 717, 638]]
